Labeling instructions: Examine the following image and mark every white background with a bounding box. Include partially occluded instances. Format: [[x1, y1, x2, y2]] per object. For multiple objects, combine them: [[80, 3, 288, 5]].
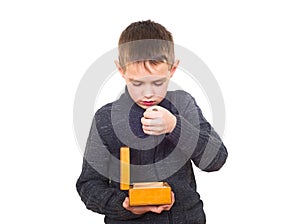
[[1, 0, 299, 223]]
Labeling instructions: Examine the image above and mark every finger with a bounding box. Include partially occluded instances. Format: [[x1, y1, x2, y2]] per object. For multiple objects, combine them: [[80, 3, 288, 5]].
[[142, 125, 150, 131], [122, 197, 129, 209], [143, 124, 166, 133], [141, 117, 148, 126], [150, 206, 164, 214], [146, 106, 160, 112], [143, 108, 161, 119], [141, 117, 156, 126], [142, 120, 161, 129], [143, 128, 162, 136], [160, 192, 175, 211], [160, 194, 175, 211], [160, 204, 171, 209], [143, 129, 154, 136], [162, 205, 172, 211], [171, 192, 175, 204], [143, 111, 154, 119]]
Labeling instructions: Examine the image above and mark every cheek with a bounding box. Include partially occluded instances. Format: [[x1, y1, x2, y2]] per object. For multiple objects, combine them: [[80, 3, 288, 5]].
[[154, 85, 168, 98], [127, 86, 141, 101]]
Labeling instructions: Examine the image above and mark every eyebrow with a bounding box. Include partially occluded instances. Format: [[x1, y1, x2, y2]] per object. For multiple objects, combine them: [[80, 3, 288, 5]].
[[128, 78, 139, 83], [128, 77, 167, 83], [153, 78, 167, 83]]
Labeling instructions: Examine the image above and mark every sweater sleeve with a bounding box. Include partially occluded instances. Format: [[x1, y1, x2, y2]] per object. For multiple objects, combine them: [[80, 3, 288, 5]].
[[76, 116, 142, 221], [76, 160, 141, 220], [166, 91, 228, 172]]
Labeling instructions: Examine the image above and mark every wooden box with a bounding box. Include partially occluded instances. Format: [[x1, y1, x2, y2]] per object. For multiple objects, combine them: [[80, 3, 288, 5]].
[[129, 182, 171, 206], [120, 147, 172, 206]]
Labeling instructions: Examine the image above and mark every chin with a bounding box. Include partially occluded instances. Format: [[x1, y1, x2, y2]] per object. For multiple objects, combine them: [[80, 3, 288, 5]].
[[138, 105, 149, 110]]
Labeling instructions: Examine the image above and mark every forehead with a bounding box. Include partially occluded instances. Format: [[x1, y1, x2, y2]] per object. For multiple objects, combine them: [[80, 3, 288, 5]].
[[125, 62, 169, 78]]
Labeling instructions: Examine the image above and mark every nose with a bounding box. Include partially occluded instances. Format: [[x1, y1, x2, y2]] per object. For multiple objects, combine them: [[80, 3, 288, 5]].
[[143, 84, 154, 99]]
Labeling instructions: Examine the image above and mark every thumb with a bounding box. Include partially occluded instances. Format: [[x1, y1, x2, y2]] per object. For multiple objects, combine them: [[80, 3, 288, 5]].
[[146, 106, 159, 112], [122, 197, 130, 208]]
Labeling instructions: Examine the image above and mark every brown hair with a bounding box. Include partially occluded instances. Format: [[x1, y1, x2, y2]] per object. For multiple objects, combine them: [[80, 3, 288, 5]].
[[118, 20, 175, 71]]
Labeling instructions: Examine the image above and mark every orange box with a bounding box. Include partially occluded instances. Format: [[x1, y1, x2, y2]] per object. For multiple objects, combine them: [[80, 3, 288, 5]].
[[129, 182, 172, 206], [120, 147, 172, 206]]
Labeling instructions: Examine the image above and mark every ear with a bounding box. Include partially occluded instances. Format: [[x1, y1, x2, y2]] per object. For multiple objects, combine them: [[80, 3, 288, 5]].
[[114, 60, 125, 77], [169, 59, 180, 78]]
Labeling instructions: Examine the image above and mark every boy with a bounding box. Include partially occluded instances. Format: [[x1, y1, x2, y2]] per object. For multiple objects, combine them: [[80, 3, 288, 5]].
[[76, 20, 228, 224]]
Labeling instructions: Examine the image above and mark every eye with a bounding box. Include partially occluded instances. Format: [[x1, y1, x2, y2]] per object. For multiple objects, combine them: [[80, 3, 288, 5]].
[[153, 81, 164, 86], [132, 81, 142, 86]]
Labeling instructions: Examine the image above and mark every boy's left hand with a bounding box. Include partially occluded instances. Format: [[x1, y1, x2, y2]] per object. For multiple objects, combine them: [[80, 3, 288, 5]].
[[122, 191, 175, 215], [141, 106, 177, 135]]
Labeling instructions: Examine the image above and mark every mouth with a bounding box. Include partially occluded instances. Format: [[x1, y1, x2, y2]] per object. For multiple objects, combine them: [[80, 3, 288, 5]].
[[141, 101, 155, 107]]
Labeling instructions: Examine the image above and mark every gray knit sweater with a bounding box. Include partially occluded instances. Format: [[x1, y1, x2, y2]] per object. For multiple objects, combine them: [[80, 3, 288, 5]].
[[76, 88, 228, 224]]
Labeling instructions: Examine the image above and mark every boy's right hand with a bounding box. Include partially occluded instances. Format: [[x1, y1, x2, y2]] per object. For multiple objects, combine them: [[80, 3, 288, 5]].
[[141, 106, 177, 136], [122, 191, 175, 215]]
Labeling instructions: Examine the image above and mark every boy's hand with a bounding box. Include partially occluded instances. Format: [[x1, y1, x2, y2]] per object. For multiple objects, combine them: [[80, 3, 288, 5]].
[[122, 192, 175, 215], [141, 106, 177, 135]]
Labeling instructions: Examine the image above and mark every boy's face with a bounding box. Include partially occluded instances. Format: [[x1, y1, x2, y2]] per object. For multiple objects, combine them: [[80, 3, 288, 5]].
[[118, 61, 178, 109]]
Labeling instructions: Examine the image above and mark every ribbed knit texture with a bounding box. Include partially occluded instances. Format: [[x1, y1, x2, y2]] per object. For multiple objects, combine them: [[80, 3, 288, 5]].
[[76, 88, 228, 224]]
